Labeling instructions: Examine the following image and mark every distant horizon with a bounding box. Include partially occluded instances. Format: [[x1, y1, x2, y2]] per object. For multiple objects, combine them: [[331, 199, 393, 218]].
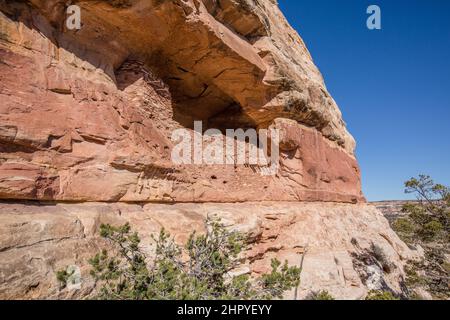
[[279, 0, 450, 201]]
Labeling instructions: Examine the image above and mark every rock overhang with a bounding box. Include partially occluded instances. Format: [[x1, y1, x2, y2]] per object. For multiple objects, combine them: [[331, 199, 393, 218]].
[[0, 0, 363, 203]]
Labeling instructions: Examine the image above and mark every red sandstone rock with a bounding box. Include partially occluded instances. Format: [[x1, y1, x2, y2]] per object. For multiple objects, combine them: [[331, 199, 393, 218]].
[[0, 0, 363, 203]]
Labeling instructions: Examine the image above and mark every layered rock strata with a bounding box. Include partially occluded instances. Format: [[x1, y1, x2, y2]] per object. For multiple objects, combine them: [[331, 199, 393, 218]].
[[0, 0, 363, 203], [0, 0, 415, 299], [0, 201, 418, 299]]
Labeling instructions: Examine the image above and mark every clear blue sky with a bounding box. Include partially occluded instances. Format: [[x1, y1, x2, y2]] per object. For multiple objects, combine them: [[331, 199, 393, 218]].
[[278, 0, 450, 201]]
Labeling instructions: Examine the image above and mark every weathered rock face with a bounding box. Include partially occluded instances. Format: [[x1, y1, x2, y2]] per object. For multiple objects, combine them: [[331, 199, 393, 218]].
[[0, 0, 414, 299], [0, 201, 419, 300], [0, 0, 363, 203]]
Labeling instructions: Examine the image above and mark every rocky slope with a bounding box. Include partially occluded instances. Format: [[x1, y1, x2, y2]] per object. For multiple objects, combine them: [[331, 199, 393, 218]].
[[0, 0, 418, 299], [0, 201, 419, 299]]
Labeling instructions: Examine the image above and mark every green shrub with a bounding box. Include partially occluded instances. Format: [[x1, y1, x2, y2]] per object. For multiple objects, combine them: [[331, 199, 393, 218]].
[[404, 264, 426, 288], [311, 290, 335, 300], [88, 218, 301, 300], [393, 217, 414, 234], [56, 268, 75, 289], [419, 220, 443, 241], [365, 290, 399, 300], [392, 218, 415, 242]]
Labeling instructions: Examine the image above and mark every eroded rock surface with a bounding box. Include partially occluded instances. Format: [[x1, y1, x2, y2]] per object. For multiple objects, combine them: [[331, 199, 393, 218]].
[[0, 201, 419, 300], [0, 0, 363, 203]]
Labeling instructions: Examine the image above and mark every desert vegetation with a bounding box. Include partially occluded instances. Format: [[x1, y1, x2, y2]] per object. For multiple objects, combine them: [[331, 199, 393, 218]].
[[391, 175, 449, 299], [58, 218, 301, 300]]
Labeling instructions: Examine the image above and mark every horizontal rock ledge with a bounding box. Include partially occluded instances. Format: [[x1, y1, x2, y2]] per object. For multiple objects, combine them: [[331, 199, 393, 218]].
[[0, 201, 419, 300]]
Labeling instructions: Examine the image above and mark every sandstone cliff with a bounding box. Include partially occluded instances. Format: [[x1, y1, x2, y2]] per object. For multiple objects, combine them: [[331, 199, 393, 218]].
[[0, 0, 417, 299]]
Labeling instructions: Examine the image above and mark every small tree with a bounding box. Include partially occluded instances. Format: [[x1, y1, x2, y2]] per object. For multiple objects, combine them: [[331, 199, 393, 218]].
[[403, 175, 449, 241], [391, 175, 449, 299], [393, 175, 449, 243], [88, 218, 301, 300]]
